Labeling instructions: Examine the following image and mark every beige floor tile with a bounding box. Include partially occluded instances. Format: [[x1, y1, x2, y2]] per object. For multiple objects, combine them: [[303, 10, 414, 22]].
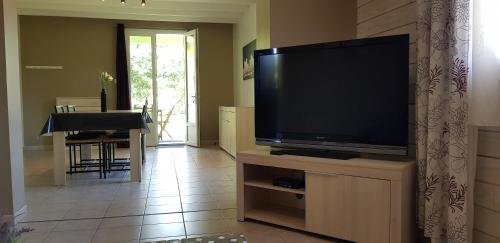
[[99, 216, 144, 229], [105, 207, 145, 217], [23, 211, 68, 222], [145, 204, 182, 214], [146, 196, 180, 206], [181, 194, 216, 203], [114, 190, 149, 199], [143, 213, 183, 225], [45, 230, 96, 243], [278, 229, 337, 243], [219, 209, 237, 219], [53, 219, 102, 232], [147, 190, 179, 198], [140, 223, 185, 239], [182, 210, 223, 222], [17, 232, 50, 243], [182, 202, 218, 212], [184, 220, 231, 235], [74, 200, 112, 210], [17, 221, 58, 233], [64, 208, 107, 220], [21, 146, 338, 242], [92, 225, 141, 243], [109, 199, 147, 208], [139, 236, 184, 243]]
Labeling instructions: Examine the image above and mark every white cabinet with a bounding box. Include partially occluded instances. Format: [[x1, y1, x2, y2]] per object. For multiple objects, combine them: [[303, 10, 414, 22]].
[[219, 106, 255, 157]]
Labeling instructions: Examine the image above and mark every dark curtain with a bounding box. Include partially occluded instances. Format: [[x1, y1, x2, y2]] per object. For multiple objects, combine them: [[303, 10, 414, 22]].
[[116, 23, 131, 110]]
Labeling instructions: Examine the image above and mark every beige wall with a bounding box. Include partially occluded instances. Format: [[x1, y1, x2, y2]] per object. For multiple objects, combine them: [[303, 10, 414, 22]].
[[235, 0, 357, 107], [256, 0, 270, 50], [356, 0, 417, 157], [270, 0, 357, 48], [20, 16, 233, 147], [233, 4, 256, 107], [0, 0, 26, 216]]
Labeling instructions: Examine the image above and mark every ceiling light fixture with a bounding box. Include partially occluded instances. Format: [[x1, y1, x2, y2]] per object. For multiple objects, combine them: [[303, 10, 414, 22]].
[[107, 0, 146, 6]]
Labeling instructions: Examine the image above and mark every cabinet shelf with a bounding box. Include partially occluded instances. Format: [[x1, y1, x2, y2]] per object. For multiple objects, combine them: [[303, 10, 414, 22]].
[[245, 205, 305, 230], [244, 179, 305, 195]]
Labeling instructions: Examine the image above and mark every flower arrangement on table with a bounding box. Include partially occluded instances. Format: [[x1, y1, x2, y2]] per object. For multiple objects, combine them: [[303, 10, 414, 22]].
[[0, 214, 33, 243], [100, 71, 115, 92], [99, 71, 115, 112]]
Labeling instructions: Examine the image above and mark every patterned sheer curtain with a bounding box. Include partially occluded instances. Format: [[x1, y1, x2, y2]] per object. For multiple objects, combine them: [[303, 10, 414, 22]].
[[416, 0, 472, 243]]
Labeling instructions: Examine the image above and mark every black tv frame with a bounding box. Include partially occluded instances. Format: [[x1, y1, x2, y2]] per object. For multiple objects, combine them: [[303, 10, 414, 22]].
[[254, 34, 410, 157]]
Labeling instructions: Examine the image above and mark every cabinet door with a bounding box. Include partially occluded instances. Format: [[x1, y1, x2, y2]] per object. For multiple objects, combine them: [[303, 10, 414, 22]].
[[219, 108, 224, 149], [228, 111, 237, 156], [306, 172, 391, 243], [220, 110, 229, 151], [349, 176, 390, 243], [306, 172, 350, 239]]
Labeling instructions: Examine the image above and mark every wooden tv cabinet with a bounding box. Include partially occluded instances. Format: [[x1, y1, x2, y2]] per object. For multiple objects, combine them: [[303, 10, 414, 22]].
[[236, 149, 416, 243]]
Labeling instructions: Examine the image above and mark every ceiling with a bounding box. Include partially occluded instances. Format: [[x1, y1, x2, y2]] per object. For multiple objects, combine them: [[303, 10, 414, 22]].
[[17, 0, 255, 23]]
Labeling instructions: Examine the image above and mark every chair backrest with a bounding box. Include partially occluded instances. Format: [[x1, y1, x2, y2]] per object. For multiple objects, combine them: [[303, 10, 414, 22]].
[[54, 105, 65, 113], [63, 105, 78, 135], [142, 103, 147, 116], [66, 105, 77, 113]]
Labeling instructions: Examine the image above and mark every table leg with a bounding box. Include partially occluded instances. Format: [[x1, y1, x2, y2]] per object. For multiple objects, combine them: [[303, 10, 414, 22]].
[[53, 131, 66, 186], [130, 129, 142, 182]]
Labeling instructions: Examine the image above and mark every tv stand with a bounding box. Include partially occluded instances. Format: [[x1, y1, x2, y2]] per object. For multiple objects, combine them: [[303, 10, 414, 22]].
[[270, 149, 358, 160], [237, 148, 416, 243]]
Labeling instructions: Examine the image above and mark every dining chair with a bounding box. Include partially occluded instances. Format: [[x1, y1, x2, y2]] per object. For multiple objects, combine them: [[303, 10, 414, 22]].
[[102, 102, 149, 175], [55, 105, 105, 178]]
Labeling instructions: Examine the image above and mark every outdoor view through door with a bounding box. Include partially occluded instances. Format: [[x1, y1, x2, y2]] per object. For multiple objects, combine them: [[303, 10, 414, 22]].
[[127, 29, 199, 146]]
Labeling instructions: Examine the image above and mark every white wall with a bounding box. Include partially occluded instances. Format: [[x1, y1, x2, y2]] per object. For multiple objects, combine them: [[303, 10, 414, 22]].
[[233, 4, 256, 107], [0, 0, 26, 217]]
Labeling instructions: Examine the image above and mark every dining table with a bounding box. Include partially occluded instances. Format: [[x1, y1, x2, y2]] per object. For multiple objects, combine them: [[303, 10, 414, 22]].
[[40, 110, 151, 186]]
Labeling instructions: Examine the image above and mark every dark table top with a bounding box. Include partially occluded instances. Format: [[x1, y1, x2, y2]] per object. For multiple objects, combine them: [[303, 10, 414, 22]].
[[40, 111, 153, 136]]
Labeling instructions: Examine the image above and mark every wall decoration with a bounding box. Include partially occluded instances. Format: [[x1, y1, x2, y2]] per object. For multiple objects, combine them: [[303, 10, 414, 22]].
[[243, 40, 256, 80]]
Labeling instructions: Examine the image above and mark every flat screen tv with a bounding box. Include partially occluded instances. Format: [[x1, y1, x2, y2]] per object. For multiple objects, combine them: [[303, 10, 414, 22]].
[[254, 34, 409, 156]]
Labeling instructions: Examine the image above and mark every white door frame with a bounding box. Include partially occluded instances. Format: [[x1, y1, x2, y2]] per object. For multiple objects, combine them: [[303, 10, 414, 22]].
[[125, 28, 198, 146], [125, 29, 158, 146], [184, 29, 200, 147]]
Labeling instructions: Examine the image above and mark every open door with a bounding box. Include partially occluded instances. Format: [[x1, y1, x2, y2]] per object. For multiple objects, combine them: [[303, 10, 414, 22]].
[[125, 30, 158, 147], [185, 29, 200, 147]]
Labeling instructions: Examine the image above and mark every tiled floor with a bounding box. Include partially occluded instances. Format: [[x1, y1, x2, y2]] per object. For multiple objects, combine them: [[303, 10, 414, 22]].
[[20, 146, 337, 243]]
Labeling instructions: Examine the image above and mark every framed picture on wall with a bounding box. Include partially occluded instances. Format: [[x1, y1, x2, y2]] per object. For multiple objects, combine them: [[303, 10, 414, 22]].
[[243, 40, 256, 80]]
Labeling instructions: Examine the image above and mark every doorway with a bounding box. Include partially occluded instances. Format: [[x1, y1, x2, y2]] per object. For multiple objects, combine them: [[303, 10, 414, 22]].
[[126, 29, 200, 147]]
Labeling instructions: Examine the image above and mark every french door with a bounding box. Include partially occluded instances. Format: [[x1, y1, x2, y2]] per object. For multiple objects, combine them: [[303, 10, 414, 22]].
[[125, 29, 200, 147], [185, 29, 200, 147]]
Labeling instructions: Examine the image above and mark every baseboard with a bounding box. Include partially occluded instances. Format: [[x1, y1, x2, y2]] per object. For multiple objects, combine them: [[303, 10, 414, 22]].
[[23, 145, 53, 151], [201, 140, 219, 145], [0, 214, 12, 225], [14, 205, 27, 224], [0, 205, 26, 225]]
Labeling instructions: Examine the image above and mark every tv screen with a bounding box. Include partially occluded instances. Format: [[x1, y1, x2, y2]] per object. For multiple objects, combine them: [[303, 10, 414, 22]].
[[254, 35, 409, 155]]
